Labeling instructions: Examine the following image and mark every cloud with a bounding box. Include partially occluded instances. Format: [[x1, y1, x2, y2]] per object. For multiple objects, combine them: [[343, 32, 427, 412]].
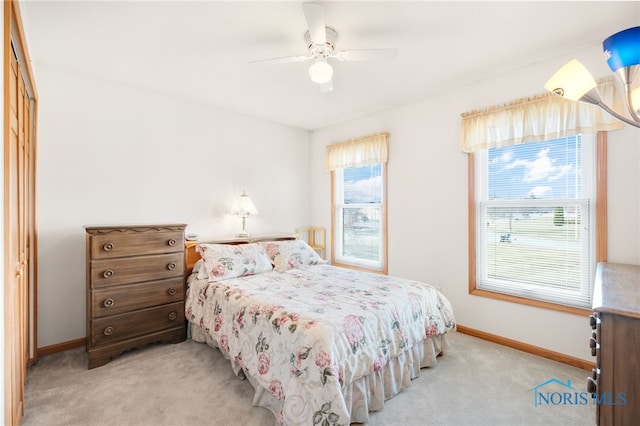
[[548, 164, 573, 181], [345, 175, 382, 202], [527, 186, 553, 198], [492, 151, 513, 165], [506, 148, 573, 183]]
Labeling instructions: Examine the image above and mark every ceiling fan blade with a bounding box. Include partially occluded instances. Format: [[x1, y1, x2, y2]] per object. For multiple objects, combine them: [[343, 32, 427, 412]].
[[249, 55, 312, 65], [303, 2, 326, 44], [334, 49, 399, 62], [319, 79, 334, 93]]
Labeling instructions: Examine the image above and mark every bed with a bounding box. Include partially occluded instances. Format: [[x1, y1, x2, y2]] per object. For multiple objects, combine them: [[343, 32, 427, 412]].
[[184, 238, 456, 425]]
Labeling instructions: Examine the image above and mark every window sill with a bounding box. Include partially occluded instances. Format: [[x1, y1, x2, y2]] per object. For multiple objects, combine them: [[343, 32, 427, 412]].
[[469, 288, 591, 316], [332, 261, 387, 275]]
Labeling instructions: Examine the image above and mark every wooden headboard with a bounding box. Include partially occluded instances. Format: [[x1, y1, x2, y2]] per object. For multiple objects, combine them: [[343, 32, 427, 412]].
[[185, 233, 297, 276]]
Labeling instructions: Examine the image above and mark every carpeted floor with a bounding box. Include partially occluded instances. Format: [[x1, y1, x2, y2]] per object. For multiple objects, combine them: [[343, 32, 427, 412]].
[[22, 331, 595, 426]]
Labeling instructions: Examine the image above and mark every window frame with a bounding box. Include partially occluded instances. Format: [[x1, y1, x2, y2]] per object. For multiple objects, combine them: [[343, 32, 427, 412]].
[[468, 132, 607, 315], [331, 163, 388, 274]]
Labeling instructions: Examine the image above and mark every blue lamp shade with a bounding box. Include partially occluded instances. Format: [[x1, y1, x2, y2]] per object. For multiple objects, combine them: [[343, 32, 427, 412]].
[[603, 26, 640, 72]]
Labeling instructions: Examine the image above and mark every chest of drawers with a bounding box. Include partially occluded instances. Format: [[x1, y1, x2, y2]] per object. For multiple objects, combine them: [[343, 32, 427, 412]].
[[589, 262, 640, 425], [85, 224, 187, 369]]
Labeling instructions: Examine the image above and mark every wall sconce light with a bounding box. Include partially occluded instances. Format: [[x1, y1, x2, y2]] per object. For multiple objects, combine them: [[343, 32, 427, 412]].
[[231, 191, 259, 238], [544, 26, 640, 128]]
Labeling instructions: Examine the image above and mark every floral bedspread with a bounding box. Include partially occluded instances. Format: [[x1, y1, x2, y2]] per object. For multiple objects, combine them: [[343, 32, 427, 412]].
[[185, 264, 455, 426]]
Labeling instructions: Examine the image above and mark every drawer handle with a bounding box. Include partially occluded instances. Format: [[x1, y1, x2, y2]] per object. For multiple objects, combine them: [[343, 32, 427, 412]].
[[103, 326, 115, 336], [168, 239, 177, 246], [103, 269, 115, 279], [168, 312, 177, 321], [103, 298, 115, 308], [103, 242, 114, 252], [167, 287, 177, 296], [589, 334, 599, 357], [587, 369, 598, 394], [589, 314, 600, 330], [167, 263, 176, 270]]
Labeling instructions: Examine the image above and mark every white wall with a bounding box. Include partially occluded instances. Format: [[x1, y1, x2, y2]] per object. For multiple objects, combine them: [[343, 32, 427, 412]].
[[36, 63, 311, 348], [309, 43, 640, 362]]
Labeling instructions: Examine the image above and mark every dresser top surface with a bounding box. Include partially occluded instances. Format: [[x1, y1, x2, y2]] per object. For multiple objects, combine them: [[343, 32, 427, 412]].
[[593, 262, 640, 318], [85, 223, 187, 233]]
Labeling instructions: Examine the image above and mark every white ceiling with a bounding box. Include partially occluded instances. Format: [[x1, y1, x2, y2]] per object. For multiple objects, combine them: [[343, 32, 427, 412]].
[[19, 1, 640, 130]]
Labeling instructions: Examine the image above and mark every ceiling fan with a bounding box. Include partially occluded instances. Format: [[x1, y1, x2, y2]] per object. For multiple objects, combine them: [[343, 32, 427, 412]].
[[250, 2, 398, 93]]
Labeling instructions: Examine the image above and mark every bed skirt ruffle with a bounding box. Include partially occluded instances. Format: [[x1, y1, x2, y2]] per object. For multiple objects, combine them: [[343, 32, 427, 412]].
[[190, 323, 450, 425]]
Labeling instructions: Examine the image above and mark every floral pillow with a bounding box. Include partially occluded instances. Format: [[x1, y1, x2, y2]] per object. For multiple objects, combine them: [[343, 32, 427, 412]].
[[196, 243, 273, 280], [260, 240, 326, 272], [191, 259, 207, 279]]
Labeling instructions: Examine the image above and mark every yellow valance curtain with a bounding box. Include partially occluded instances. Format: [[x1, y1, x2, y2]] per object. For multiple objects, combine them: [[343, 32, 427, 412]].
[[325, 131, 389, 171], [460, 77, 624, 153]]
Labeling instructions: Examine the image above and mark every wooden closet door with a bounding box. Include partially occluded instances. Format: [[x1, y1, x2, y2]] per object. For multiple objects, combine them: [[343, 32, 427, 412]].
[[5, 50, 29, 426], [5, 1, 37, 424]]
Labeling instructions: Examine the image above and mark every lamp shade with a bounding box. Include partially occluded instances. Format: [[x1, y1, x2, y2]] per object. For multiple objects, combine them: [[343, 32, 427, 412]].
[[544, 59, 597, 101], [544, 26, 640, 129], [603, 26, 640, 72], [231, 192, 259, 217], [308, 59, 333, 84], [632, 87, 640, 113]]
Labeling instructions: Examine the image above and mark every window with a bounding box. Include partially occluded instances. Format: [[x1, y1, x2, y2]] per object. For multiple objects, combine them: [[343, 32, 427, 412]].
[[326, 131, 389, 274], [332, 163, 387, 272], [470, 133, 606, 311]]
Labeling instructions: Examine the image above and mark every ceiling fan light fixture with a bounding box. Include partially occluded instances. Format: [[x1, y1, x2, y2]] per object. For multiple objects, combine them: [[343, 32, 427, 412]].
[[308, 59, 333, 84], [249, 3, 398, 92]]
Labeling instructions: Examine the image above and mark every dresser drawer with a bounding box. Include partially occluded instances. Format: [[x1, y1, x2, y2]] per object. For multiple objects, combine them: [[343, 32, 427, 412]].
[[90, 302, 185, 347], [91, 278, 184, 317], [89, 229, 183, 259], [90, 253, 184, 288]]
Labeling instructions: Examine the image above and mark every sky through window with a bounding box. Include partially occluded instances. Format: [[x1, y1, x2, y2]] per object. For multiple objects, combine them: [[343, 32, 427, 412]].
[[344, 164, 382, 203], [488, 136, 582, 200]]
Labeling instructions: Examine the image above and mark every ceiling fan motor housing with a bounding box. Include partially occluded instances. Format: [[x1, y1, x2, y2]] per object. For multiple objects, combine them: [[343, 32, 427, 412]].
[[305, 26, 338, 59]]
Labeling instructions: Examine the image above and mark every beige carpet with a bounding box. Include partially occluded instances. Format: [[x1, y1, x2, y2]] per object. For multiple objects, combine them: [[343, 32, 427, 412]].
[[22, 331, 595, 426]]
